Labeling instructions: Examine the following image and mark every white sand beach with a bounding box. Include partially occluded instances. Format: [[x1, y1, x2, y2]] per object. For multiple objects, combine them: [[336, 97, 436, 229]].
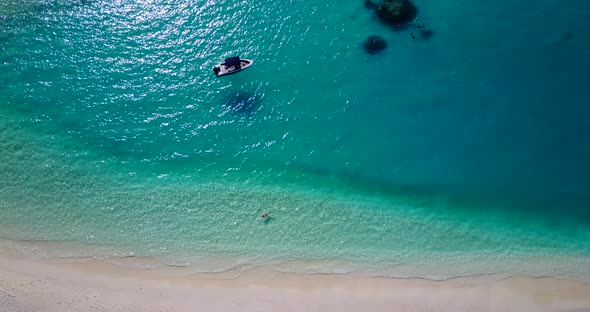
[[1, 244, 590, 312]]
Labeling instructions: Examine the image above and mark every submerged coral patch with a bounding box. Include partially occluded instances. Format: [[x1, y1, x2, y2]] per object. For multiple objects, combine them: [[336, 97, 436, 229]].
[[363, 35, 387, 54], [373, 0, 417, 28]]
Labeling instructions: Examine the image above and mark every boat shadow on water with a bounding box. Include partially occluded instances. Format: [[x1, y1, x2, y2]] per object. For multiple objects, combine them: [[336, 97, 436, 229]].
[[221, 91, 263, 115]]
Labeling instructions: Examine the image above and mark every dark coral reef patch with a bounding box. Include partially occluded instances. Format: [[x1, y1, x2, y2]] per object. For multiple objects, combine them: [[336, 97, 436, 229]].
[[368, 0, 417, 28], [363, 36, 387, 54]]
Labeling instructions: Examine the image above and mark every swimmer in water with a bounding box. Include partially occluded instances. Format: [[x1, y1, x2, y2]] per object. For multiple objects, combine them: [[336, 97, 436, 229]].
[[261, 213, 271, 219]]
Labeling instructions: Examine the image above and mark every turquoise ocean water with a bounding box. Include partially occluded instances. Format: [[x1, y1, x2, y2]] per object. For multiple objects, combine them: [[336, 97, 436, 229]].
[[1, 0, 590, 279]]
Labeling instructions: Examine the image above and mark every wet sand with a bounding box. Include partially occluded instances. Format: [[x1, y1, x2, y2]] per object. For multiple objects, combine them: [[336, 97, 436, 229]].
[[1, 247, 590, 312]]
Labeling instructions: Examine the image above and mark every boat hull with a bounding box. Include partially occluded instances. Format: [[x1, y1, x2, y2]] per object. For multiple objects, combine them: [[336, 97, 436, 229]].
[[212, 59, 253, 77]]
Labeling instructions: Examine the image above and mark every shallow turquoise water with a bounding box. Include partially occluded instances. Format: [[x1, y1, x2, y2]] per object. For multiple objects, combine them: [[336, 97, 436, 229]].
[[1, 0, 590, 279]]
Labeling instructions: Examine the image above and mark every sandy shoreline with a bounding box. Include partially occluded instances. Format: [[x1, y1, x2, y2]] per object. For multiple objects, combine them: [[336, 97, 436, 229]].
[[1, 246, 590, 311]]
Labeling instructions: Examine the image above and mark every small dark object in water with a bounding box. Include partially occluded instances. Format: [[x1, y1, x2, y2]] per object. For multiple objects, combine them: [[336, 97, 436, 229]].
[[416, 23, 426, 28], [419, 28, 433, 39], [374, 0, 417, 28], [363, 35, 387, 54], [261, 213, 273, 222], [364, 0, 378, 10], [560, 31, 573, 41]]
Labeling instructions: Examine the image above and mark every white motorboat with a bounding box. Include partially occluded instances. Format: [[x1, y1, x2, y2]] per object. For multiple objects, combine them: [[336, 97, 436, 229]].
[[212, 56, 253, 77]]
